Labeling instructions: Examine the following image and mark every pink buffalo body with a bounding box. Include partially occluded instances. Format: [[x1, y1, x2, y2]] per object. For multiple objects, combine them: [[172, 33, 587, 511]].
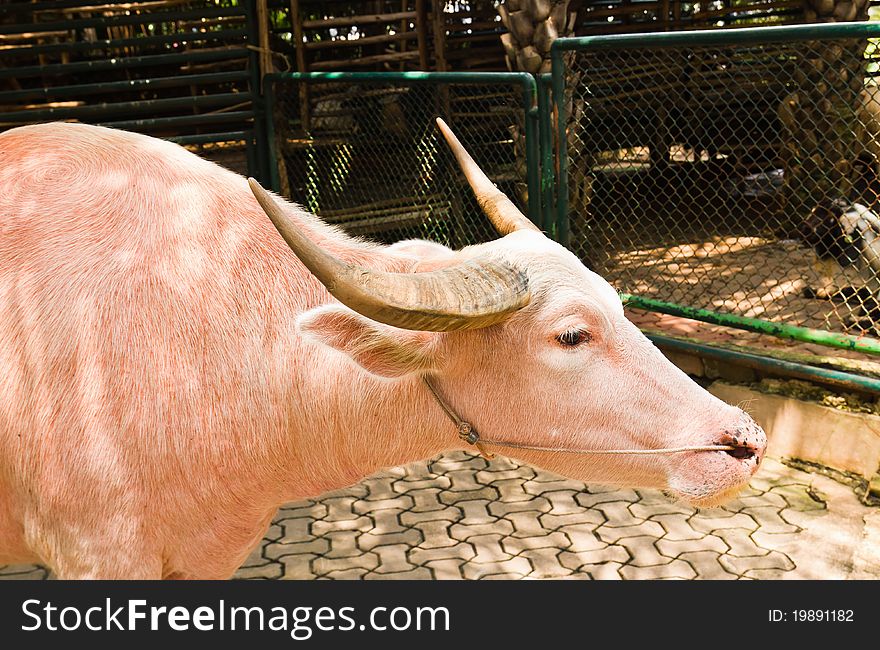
[[0, 123, 765, 578]]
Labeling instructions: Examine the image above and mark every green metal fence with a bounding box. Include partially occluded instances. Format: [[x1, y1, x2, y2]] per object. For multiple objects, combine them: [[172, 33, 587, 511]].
[[264, 71, 540, 247], [551, 23, 880, 357]]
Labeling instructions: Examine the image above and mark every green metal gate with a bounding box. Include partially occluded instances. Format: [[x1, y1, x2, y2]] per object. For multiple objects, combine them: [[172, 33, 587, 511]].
[[550, 23, 880, 358]]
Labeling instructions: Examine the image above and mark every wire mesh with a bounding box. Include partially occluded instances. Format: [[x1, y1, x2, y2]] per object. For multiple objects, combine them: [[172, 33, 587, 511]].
[[266, 75, 533, 248], [560, 33, 880, 342]]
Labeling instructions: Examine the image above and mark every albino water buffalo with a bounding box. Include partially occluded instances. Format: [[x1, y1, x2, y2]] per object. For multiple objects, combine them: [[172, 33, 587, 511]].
[[0, 120, 765, 579]]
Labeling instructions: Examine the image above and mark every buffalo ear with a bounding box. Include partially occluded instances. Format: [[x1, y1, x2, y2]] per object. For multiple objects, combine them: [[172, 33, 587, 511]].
[[297, 305, 441, 379]]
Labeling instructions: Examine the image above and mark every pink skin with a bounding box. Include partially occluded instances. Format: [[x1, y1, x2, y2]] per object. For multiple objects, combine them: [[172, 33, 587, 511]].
[[0, 123, 765, 579]]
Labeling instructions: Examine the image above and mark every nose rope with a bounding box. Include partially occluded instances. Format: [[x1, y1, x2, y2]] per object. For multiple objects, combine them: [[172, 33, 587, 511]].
[[422, 377, 736, 461]]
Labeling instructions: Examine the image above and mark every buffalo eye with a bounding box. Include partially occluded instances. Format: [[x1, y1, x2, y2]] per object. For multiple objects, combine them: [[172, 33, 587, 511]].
[[556, 328, 591, 347]]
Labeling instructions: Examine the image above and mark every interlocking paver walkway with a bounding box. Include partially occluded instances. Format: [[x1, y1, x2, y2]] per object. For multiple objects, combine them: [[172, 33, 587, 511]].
[[2, 455, 878, 580]]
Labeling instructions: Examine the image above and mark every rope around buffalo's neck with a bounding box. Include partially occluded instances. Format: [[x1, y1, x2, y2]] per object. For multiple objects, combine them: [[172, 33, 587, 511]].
[[422, 377, 736, 461]]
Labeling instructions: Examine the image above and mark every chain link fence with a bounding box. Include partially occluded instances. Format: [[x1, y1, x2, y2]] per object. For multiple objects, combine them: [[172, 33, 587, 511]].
[[264, 72, 540, 248], [553, 24, 880, 347]]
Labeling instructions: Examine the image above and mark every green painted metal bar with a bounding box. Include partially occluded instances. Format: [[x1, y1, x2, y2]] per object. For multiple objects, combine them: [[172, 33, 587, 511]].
[[266, 71, 542, 225], [244, 0, 267, 183], [550, 47, 570, 247], [98, 111, 254, 131], [552, 21, 880, 52], [649, 334, 880, 395], [623, 294, 880, 356], [0, 92, 251, 124], [168, 131, 252, 146], [536, 74, 555, 236], [0, 28, 247, 58], [0, 71, 250, 104], [0, 6, 245, 35], [0, 49, 249, 80], [263, 76, 281, 193]]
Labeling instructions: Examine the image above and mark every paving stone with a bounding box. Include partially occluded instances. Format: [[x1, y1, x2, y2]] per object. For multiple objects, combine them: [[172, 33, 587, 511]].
[[540, 510, 605, 530], [398, 461, 435, 481], [634, 489, 682, 505], [360, 475, 399, 500], [313, 552, 379, 576], [770, 483, 827, 511], [488, 496, 551, 517], [523, 477, 587, 495], [366, 567, 433, 580], [445, 469, 485, 492], [241, 543, 270, 568], [312, 515, 373, 536], [741, 506, 800, 534], [500, 531, 570, 555], [324, 568, 370, 580], [750, 530, 800, 551], [323, 531, 362, 558], [479, 572, 528, 580], [483, 455, 522, 472], [457, 499, 495, 525], [742, 568, 793, 579], [559, 546, 629, 570], [400, 506, 462, 527], [353, 495, 414, 515], [263, 523, 283, 542], [712, 528, 770, 557], [656, 534, 728, 559], [617, 535, 675, 567], [234, 562, 283, 580], [576, 488, 639, 508], [652, 514, 705, 541], [369, 509, 408, 535], [264, 537, 330, 560], [462, 557, 532, 580], [688, 512, 759, 534], [410, 542, 476, 566], [276, 517, 314, 544], [492, 478, 535, 502], [392, 476, 451, 492], [718, 551, 796, 575], [279, 554, 320, 580], [476, 466, 536, 485], [440, 486, 499, 505], [628, 500, 693, 519], [595, 520, 665, 543], [579, 562, 624, 580], [449, 519, 514, 541], [594, 501, 643, 527], [677, 551, 738, 580], [506, 511, 554, 538], [277, 501, 326, 520], [429, 452, 488, 473], [410, 489, 451, 513], [425, 559, 467, 580], [372, 544, 417, 574], [519, 548, 573, 578], [541, 491, 588, 515], [558, 524, 606, 553], [0, 566, 48, 580], [410, 519, 458, 549], [358, 527, 423, 552], [323, 496, 363, 522], [468, 534, 513, 564], [720, 491, 787, 512], [619, 559, 697, 580]]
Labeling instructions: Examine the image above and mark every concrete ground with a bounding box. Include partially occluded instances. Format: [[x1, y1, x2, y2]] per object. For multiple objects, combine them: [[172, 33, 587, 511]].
[[2, 454, 878, 580]]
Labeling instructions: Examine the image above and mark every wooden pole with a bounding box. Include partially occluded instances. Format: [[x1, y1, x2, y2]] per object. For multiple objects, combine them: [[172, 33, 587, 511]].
[[289, 0, 310, 131], [416, 0, 429, 70], [431, 0, 447, 71]]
